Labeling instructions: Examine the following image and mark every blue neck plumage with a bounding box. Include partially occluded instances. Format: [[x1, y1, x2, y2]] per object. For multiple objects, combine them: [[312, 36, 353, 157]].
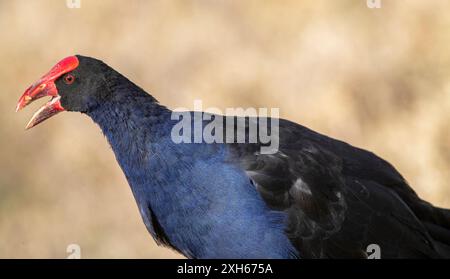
[[85, 75, 298, 259], [86, 80, 172, 198]]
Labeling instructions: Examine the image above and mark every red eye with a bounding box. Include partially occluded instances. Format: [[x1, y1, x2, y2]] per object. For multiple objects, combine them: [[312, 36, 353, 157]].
[[64, 74, 75, 85]]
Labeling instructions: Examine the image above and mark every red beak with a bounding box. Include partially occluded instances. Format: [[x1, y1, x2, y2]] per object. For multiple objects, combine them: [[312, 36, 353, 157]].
[[16, 56, 79, 129]]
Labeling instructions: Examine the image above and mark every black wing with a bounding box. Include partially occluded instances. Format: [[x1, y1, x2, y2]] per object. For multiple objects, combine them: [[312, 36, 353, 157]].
[[226, 117, 450, 258]]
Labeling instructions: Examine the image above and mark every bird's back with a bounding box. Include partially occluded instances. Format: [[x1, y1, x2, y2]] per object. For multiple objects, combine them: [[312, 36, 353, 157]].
[[225, 117, 450, 258]]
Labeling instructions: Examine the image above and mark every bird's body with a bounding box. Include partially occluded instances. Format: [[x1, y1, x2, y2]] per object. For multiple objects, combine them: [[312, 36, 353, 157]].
[[17, 55, 450, 258], [87, 74, 297, 258]]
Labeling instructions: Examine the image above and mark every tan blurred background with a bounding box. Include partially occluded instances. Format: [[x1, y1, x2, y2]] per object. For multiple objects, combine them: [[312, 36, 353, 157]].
[[0, 0, 449, 258]]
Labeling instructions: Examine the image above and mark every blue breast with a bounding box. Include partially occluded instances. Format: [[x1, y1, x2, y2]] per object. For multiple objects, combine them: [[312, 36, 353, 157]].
[[89, 101, 297, 258]]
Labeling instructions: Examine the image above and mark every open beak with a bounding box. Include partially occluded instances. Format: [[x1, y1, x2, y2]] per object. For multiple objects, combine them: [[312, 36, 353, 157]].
[[16, 56, 79, 129], [16, 79, 63, 130]]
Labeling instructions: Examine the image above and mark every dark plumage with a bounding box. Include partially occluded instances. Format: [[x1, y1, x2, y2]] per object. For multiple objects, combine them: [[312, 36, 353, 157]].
[[18, 55, 450, 258]]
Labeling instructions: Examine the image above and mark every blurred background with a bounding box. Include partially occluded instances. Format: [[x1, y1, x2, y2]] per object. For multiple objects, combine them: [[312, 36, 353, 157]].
[[0, 0, 449, 258]]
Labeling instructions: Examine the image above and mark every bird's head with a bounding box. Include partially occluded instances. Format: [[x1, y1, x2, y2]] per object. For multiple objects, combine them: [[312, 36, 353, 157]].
[[16, 55, 110, 129]]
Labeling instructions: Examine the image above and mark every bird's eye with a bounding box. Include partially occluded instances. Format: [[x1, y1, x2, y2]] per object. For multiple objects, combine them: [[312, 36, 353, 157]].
[[63, 74, 75, 85]]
